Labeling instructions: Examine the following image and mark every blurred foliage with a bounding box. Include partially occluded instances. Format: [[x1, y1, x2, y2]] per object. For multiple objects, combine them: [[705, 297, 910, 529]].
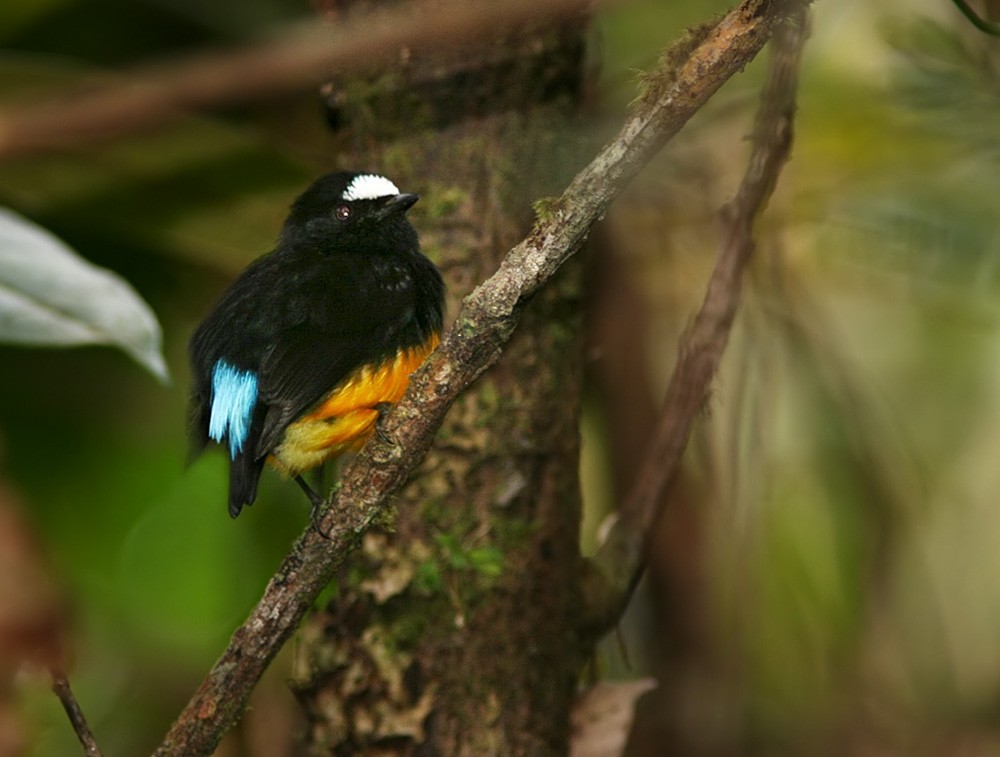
[[590, 1, 1000, 753], [1, 0, 1000, 754]]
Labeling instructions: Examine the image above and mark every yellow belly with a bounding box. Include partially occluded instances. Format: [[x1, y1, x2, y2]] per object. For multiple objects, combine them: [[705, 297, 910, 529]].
[[270, 336, 438, 476]]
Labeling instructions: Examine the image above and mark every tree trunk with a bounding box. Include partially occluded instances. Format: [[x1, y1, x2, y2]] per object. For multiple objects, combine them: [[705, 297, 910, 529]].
[[291, 15, 593, 755]]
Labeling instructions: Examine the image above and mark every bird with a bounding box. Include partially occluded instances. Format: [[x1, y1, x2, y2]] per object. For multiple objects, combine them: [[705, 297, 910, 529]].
[[188, 171, 444, 520]]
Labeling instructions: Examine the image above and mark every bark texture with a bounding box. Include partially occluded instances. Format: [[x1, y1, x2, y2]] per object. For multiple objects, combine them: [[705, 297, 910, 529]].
[[292, 17, 591, 755]]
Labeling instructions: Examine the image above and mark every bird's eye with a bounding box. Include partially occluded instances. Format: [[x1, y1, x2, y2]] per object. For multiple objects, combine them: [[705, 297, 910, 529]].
[[335, 205, 351, 221]]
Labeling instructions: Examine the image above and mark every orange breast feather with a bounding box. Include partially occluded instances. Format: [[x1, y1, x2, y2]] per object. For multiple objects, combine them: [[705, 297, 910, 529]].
[[271, 336, 439, 475]]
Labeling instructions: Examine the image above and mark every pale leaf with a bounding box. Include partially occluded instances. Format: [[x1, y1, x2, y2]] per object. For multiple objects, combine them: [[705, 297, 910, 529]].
[[0, 207, 169, 382]]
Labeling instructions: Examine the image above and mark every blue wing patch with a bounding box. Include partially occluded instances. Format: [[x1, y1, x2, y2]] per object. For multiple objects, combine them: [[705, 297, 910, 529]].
[[208, 360, 258, 459]]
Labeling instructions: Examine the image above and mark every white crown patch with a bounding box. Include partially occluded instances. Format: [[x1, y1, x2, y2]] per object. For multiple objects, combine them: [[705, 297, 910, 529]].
[[342, 174, 400, 201]]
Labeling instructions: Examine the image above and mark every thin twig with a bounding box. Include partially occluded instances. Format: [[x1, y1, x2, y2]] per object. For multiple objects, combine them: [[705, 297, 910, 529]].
[[582, 4, 811, 635], [51, 672, 102, 757], [949, 0, 1000, 35], [0, 0, 598, 157], [154, 2, 806, 754]]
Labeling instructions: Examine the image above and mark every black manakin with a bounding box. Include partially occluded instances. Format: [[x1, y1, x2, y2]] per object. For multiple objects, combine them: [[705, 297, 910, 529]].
[[188, 171, 444, 519]]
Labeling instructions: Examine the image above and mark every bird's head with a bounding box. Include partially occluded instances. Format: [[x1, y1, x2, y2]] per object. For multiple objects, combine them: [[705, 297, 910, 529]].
[[280, 171, 419, 256]]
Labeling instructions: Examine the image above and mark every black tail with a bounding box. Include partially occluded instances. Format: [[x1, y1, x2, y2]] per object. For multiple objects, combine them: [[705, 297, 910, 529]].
[[228, 452, 265, 518]]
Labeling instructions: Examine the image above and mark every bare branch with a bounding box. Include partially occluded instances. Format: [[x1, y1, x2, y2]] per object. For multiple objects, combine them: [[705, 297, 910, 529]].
[[154, 2, 807, 754], [51, 672, 102, 757], [0, 0, 596, 158], [949, 0, 1000, 35], [581, 4, 811, 636]]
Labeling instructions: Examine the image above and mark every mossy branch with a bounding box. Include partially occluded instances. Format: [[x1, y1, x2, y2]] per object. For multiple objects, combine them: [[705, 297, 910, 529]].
[[154, 1, 810, 754]]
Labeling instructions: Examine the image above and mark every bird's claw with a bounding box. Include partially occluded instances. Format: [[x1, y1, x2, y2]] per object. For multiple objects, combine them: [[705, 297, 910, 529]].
[[310, 500, 333, 540], [373, 402, 395, 446]]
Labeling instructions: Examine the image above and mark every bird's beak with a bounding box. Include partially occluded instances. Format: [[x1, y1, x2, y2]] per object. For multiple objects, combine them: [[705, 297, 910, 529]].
[[375, 193, 419, 219]]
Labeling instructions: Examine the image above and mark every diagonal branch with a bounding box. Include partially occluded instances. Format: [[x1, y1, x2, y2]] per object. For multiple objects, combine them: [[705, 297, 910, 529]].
[[153, 2, 809, 754], [51, 671, 102, 757], [581, 4, 811, 636]]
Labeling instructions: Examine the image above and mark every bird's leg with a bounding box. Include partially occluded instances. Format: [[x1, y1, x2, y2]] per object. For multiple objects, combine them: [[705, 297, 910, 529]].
[[295, 475, 332, 540], [294, 473, 322, 505], [310, 461, 330, 504]]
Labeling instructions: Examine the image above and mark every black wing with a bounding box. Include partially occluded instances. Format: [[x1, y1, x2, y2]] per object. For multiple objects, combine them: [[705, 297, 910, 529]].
[[188, 254, 296, 516], [188, 254, 285, 459]]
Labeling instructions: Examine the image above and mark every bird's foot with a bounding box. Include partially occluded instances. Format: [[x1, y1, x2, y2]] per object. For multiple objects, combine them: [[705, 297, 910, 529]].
[[373, 402, 395, 446], [295, 474, 333, 540]]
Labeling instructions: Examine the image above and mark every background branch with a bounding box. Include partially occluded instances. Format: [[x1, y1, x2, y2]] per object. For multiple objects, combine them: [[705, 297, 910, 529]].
[[0, 0, 595, 157], [153, 1, 807, 754], [51, 672, 102, 757], [582, 4, 811, 635], [949, 0, 1000, 35]]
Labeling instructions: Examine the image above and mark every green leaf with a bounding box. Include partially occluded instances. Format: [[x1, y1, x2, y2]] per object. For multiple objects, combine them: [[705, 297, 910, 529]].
[[0, 207, 169, 382]]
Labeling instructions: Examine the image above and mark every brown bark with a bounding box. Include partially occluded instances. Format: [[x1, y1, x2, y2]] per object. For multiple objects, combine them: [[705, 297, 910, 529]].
[[291, 19, 591, 753]]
